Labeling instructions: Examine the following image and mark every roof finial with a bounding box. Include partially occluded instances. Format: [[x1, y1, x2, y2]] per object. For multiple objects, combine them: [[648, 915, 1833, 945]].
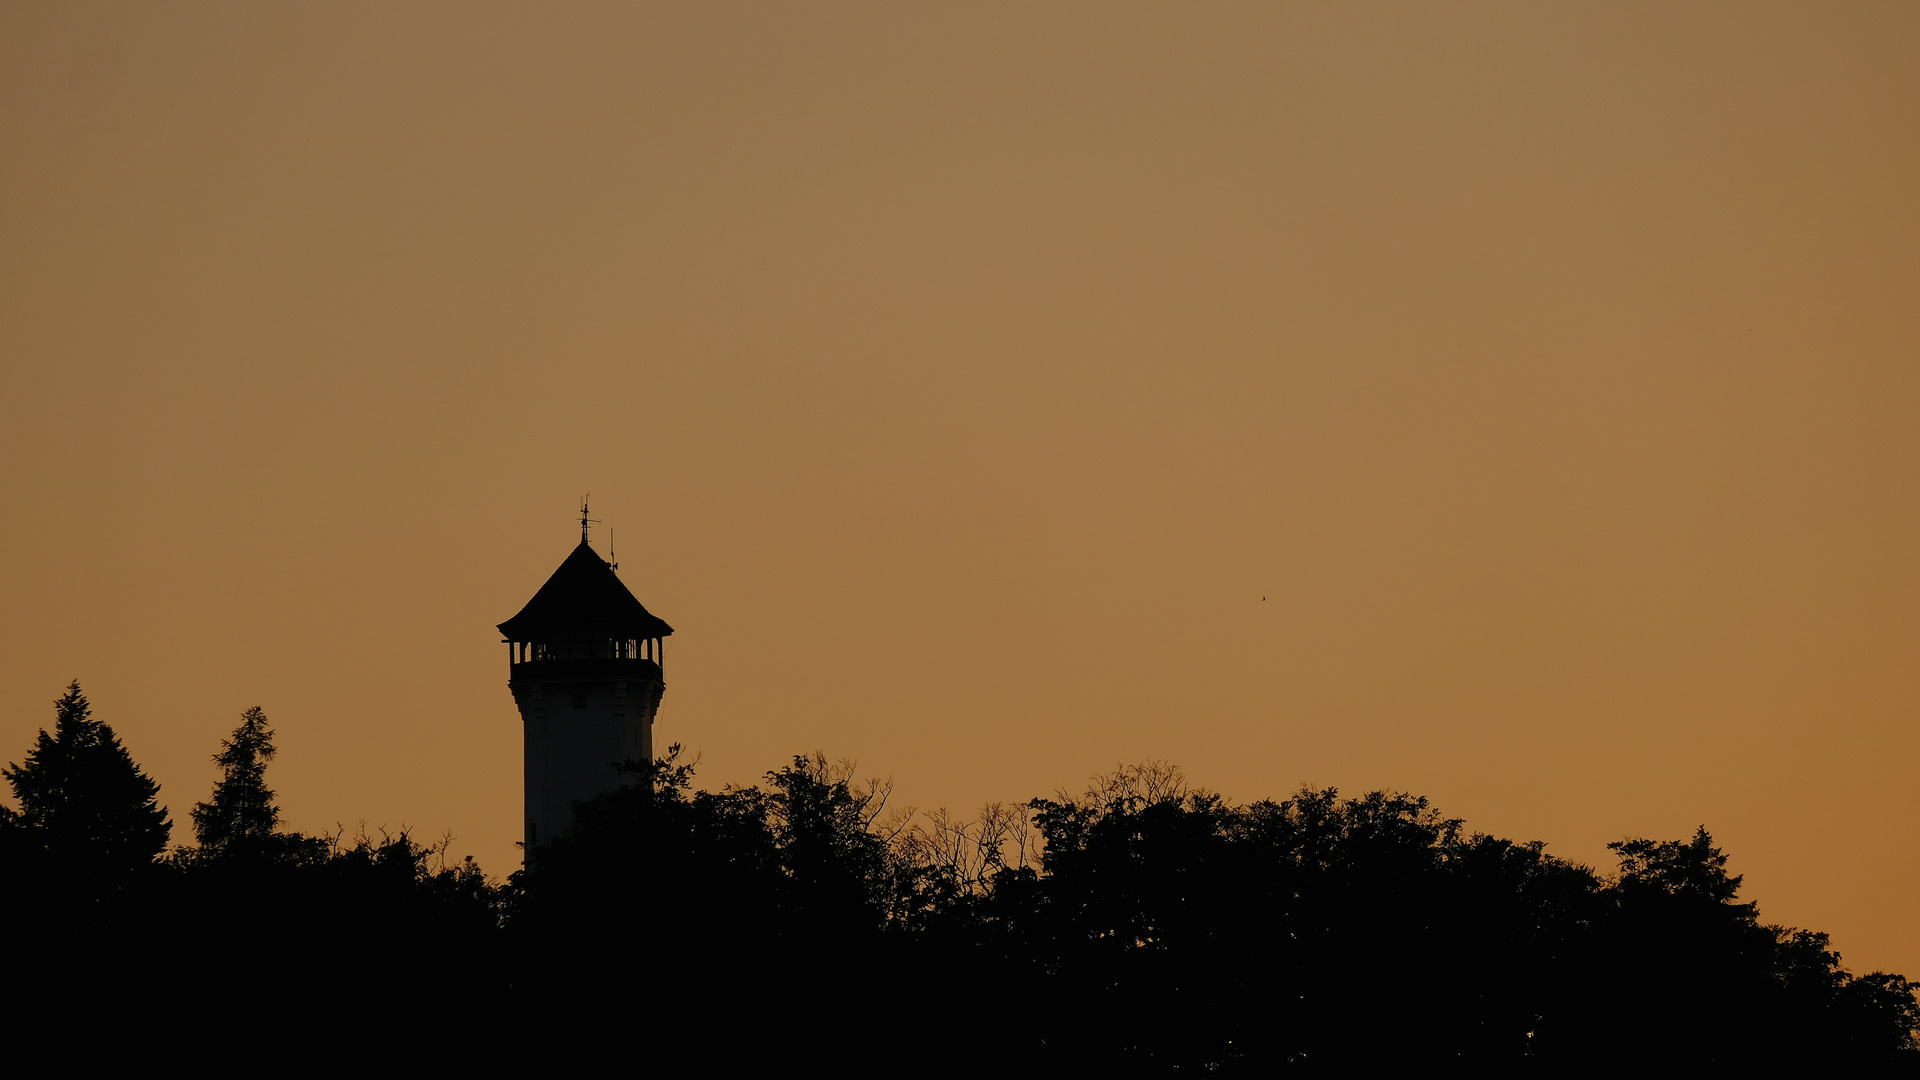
[[609, 527, 617, 571], [580, 494, 600, 546]]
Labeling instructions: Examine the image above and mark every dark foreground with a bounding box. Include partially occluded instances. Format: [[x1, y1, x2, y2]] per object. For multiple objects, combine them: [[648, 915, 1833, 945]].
[[5, 686, 1915, 1070]]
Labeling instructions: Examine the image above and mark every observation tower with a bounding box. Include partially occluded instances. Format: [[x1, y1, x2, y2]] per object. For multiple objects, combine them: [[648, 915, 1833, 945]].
[[498, 505, 673, 849]]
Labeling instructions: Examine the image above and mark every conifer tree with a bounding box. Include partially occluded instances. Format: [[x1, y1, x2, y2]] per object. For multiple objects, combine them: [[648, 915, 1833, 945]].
[[0, 681, 171, 875], [191, 706, 282, 857]]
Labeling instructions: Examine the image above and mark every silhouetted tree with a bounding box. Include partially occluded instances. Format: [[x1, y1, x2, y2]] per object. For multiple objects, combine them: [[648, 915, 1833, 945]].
[[1, 686, 513, 1046], [909, 771, 1920, 1071], [186, 705, 311, 863], [3, 687, 1910, 1069], [503, 748, 917, 1064], [1534, 826, 1920, 1069], [764, 752, 898, 931], [0, 681, 170, 885], [516, 751, 1919, 1069], [0, 681, 174, 1032]]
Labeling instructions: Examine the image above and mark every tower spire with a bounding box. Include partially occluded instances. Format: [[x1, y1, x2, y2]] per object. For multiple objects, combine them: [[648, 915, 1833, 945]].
[[580, 494, 599, 547]]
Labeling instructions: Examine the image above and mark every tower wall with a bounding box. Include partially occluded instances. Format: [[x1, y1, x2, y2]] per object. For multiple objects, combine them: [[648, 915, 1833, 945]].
[[510, 657, 664, 848]]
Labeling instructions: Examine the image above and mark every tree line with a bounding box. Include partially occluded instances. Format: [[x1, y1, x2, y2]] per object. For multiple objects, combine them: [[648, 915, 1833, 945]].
[[4, 680, 1917, 1069]]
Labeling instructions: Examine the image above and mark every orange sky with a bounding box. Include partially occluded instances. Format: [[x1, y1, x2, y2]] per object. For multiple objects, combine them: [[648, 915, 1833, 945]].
[[4, 3, 1919, 974]]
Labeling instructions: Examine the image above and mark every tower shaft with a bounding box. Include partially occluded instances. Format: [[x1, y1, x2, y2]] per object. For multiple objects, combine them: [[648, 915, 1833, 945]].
[[510, 651, 662, 848]]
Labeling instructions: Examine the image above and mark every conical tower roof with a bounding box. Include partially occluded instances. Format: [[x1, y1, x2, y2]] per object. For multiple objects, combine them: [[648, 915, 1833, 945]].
[[497, 541, 674, 641]]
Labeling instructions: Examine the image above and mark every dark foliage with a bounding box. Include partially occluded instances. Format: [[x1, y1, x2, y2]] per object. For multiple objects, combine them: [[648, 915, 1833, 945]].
[[525, 754, 1918, 1072], [4, 689, 1914, 1068], [508, 748, 906, 1061], [188, 704, 285, 858], [156, 709, 508, 1035], [0, 681, 170, 905], [959, 769, 1919, 1070], [2, 699, 507, 1045]]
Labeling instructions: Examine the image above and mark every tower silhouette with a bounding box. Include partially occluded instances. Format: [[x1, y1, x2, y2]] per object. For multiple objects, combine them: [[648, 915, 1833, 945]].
[[497, 511, 673, 850]]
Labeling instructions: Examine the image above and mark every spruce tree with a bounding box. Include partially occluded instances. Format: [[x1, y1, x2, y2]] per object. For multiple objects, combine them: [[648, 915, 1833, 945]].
[[1, 681, 171, 876], [191, 706, 283, 857]]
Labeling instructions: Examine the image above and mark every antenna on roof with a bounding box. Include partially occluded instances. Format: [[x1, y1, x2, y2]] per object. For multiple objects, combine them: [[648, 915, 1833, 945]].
[[609, 527, 618, 572]]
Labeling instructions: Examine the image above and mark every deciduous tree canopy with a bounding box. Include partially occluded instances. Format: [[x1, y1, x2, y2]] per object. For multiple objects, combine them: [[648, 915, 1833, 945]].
[[3, 692, 1914, 1067]]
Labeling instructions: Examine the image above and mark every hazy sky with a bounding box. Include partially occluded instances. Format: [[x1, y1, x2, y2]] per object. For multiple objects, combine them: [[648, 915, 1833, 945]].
[[4, 3, 1918, 974]]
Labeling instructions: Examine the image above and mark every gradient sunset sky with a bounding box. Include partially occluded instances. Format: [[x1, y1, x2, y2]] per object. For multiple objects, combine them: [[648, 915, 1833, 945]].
[[4, 4, 1919, 974]]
